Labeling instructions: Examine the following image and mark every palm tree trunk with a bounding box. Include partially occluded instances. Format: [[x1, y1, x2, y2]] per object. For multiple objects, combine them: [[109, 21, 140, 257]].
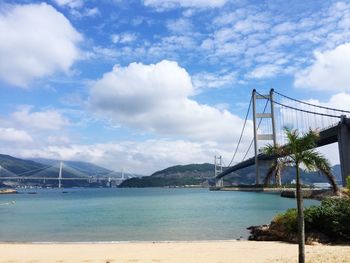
[[296, 164, 305, 263]]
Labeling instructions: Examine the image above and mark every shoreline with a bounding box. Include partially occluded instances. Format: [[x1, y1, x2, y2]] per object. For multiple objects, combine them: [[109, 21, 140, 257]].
[[0, 239, 243, 244], [0, 240, 349, 263]]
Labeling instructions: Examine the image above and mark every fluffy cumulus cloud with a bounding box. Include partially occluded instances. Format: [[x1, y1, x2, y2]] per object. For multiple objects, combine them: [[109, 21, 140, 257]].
[[12, 106, 69, 130], [143, 0, 227, 9], [294, 43, 350, 91], [90, 60, 252, 143], [0, 3, 82, 87], [0, 128, 33, 143]]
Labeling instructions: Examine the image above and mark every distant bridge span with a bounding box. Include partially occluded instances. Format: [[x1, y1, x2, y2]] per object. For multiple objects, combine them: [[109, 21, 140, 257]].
[[0, 177, 120, 181]]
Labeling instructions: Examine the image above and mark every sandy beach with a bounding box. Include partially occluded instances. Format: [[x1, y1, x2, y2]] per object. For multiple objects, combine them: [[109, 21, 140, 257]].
[[0, 241, 349, 263]]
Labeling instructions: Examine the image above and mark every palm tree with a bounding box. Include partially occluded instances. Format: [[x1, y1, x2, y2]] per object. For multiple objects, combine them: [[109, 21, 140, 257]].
[[263, 128, 338, 263]]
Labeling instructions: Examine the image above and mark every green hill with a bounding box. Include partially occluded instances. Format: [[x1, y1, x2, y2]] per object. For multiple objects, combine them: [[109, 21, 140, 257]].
[[0, 154, 46, 176], [119, 163, 214, 187], [119, 162, 343, 188]]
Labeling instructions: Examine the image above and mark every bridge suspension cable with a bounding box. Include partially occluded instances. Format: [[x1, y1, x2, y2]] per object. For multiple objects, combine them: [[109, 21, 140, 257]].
[[241, 98, 269, 161], [227, 96, 252, 167], [255, 91, 343, 119], [274, 90, 350, 114], [14, 165, 53, 176]]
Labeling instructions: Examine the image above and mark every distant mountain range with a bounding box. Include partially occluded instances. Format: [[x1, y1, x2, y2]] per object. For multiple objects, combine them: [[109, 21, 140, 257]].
[[119, 162, 343, 188], [0, 153, 343, 188], [0, 154, 140, 188]]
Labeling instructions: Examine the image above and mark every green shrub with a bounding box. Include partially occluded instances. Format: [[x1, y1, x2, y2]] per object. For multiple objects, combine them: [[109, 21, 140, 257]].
[[273, 197, 350, 240], [346, 176, 350, 191], [308, 197, 350, 240], [273, 208, 298, 234]]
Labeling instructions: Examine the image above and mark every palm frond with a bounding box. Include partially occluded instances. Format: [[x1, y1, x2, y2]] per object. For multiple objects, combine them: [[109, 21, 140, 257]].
[[263, 143, 276, 156], [312, 154, 339, 194], [262, 127, 339, 192], [263, 163, 276, 185], [297, 129, 319, 152], [300, 150, 319, 171]]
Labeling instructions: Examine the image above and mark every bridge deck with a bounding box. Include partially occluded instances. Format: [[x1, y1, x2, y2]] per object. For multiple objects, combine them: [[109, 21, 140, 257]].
[[216, 124, 340, 179]]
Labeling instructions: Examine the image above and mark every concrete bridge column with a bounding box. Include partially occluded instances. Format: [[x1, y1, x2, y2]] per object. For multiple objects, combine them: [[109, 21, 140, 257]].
[[338, 116, 350, 187]]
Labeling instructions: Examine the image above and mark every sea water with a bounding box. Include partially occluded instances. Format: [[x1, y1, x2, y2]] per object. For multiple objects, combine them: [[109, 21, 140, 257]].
[[0, 188, 319, 242]]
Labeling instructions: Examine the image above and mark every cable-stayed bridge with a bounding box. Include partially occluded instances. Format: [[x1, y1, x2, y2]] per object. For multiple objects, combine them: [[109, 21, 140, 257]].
[[0, 161, 133, 188], [214, 89, 350, 187]]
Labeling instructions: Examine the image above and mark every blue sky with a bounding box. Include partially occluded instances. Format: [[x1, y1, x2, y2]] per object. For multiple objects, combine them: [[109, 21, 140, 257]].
[[0, 0, 350, 174]]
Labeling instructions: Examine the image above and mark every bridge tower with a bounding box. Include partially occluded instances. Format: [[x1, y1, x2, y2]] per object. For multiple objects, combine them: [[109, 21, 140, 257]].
[[58, 161, 63, 188], [121, 168, 125, 180], [214, 155, 223, 187], [338, 115, 350, 186], [252, 89, 277, 185]]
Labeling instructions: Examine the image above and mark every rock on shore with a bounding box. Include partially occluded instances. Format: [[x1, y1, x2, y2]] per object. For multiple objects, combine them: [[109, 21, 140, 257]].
[[247, 222, 331, 244], [0, 189, 18, 194]]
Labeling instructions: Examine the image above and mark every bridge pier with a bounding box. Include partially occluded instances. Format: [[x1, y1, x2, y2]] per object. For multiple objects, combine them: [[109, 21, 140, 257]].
[[338, 116, 350, 187]]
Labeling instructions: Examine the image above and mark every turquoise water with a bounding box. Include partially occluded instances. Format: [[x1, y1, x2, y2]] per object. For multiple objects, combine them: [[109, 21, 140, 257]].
[[0, 188, 319, 242]]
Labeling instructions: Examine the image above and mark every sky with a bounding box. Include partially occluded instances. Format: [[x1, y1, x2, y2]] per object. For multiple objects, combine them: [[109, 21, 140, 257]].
[[0, 0, 350, 175]]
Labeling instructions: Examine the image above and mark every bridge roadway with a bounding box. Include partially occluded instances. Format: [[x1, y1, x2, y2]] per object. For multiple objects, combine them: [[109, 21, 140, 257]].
[[216, 118, 350, 180]]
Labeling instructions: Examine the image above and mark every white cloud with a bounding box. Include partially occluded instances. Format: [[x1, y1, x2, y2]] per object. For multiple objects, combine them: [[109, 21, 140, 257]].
[[0, 128, 33, 143], [248, 64, 280, 79], [84, 7, 99, 17], [144, 0, 227, 9], [12, 107, 69, 130], [111, 33, 137, 44], [166, 18, 193, 34], [271, 22, 296, 34], [0, 3, 82, 87], [294, 43, 350, 91], [90, 60, 252, 143], [89, 46, 119, 60], [53, 0, 83, 9], [192, 71, 236, 90], [70, 7, 100, 18]]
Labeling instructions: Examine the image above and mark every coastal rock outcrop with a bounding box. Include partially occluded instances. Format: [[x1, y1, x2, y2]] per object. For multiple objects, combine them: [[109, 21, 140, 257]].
[[0, 189, 18, 194], [247, 222, 331, 244]]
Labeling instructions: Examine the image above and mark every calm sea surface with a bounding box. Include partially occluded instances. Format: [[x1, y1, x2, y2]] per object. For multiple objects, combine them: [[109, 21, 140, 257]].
[[0, 188, 319, 242]]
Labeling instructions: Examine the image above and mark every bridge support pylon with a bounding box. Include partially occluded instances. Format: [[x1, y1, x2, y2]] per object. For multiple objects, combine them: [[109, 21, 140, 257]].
[[338, 116, 350, 187], [58, 161, 63, 188], [214, 155, 223, 187], [252, 89, 277, 185]]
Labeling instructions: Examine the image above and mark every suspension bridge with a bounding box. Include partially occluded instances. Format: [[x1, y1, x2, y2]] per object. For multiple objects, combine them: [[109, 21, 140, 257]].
[[0, 161, 132, 188], [214, 89, 350, 187]]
